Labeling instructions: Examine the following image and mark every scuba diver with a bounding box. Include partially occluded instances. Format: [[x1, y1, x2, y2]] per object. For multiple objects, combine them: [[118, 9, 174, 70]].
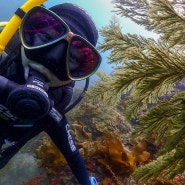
[[0, 3, 101, 185]]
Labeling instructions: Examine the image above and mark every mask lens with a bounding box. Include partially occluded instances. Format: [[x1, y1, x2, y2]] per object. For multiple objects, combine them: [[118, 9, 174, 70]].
[[21, 7, 68, 48], [68, 37, 101, 79]]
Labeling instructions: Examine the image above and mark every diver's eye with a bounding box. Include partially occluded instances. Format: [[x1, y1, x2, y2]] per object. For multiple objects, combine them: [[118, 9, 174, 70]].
[[39, 20, 49, 28]]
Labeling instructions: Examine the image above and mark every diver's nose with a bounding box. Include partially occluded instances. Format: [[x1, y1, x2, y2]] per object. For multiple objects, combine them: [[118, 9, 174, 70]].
[[47, 42, 67, 64]]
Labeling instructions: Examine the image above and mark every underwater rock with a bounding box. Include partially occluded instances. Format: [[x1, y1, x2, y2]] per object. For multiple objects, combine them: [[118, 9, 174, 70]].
[[0, 152, 43, 185]]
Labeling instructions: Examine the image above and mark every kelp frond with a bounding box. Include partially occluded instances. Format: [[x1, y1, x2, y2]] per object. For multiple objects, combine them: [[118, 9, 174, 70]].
[[92, 0, 185, 183], [112, 0, 151, 30], [133, 137, 185, 183], [85, 71, 122, 106], [99, 16, 155, 64], [113, 0, 185, 47], [88, 38, 185, 117], [149, 0, 185, 47], [132, 91, 185, 150]]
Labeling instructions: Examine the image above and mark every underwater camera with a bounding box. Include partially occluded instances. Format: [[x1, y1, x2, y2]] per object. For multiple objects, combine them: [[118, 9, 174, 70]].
[[0, 71, 50, 121]]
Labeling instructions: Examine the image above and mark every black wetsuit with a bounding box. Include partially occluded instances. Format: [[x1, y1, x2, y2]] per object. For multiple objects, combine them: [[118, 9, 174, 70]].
[[0, 61, 91, 185]]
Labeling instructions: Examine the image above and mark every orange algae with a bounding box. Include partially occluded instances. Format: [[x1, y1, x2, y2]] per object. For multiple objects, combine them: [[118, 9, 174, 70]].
[[34, 120, 151, 183], [97, 133, 150, 176], [34, 139, 67, 174]]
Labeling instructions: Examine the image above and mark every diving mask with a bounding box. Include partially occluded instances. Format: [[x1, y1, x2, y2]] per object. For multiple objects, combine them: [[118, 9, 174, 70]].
[[19, 6, 101, 81]]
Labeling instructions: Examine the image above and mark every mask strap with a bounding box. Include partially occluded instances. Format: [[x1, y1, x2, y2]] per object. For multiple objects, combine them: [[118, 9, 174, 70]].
[[21, 47, 72, 87]]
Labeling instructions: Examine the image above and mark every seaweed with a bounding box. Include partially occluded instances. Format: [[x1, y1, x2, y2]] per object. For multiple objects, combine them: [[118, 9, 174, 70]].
[[32, 121, 150, 184]]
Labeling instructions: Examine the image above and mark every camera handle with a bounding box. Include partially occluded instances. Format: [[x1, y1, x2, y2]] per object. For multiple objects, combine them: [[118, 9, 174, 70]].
[[0, 67, 51, 120]]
